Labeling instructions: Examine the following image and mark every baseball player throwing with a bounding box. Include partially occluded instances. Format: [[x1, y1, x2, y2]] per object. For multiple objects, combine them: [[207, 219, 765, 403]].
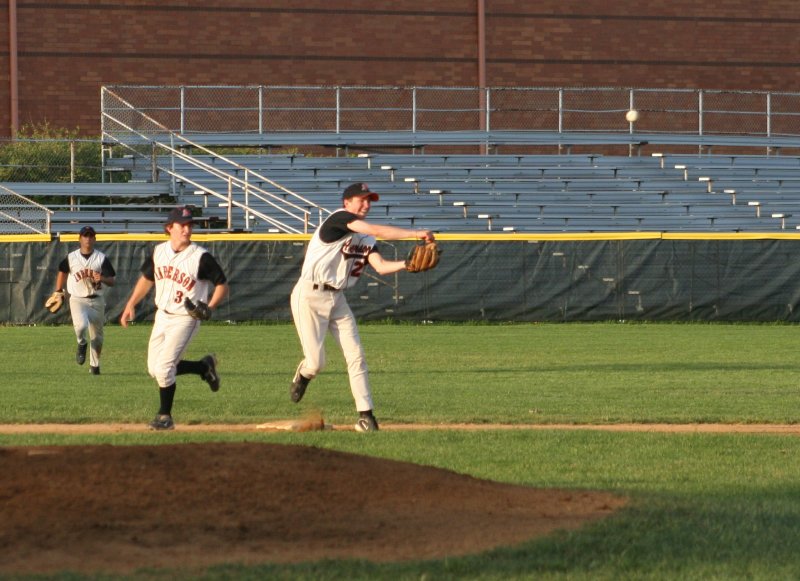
[[290, 182, 437, 432], [46, 225, 116, 375], [120, 206, 229, 430]]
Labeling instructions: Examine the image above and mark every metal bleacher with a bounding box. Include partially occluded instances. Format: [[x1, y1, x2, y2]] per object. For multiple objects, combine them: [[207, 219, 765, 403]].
[[7, 143, 800, 236], [0, 179, 174, 235], [83, 84, 800, 235], [161, 149, 800, 234], [9, 135, 798, 236]]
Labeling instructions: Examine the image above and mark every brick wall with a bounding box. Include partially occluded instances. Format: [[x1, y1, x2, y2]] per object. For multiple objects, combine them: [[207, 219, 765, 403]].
[[1, 0, 798, 137]]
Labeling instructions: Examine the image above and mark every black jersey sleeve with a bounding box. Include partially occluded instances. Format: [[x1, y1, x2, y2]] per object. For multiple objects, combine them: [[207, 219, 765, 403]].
[[141, 253, 155, 281], [319, 211, 360, 243], [100, 257, 116, 278], [198, 252, 227, 285], [57, 257, 69, 274]]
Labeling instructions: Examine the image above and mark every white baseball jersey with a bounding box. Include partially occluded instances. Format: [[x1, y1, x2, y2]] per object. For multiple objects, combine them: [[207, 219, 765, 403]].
[[299, 209, 376, 290], [65, 249, 108, 297], [152, 241, 213, 314]]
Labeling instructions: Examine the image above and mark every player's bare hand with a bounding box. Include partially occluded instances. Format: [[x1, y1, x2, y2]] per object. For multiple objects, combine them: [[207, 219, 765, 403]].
[[418, 230, 435, 243], [120, 306, 134, 328]]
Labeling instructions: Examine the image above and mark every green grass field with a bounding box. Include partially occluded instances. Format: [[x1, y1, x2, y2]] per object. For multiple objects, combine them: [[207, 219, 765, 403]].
[[3, 322, 800, 580]]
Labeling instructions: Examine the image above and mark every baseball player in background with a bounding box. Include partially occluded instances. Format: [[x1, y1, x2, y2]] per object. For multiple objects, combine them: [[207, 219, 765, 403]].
[[48, 225, 116, 375], [290, 182, 436, 432], [120, 206, 229, 430]]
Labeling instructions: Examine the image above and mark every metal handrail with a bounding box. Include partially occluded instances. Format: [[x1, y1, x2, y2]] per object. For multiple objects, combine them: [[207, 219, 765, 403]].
[[161, 146, 328, 229], [172, 171, 302, 233], [101, 87, 331, 233], [164, 143, 324, 213], [0, 183, 54, 234]]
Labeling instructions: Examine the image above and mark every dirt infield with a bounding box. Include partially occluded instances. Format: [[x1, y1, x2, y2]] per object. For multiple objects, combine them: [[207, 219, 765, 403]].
[[0, 441, 626, 576], [2, 421, 800, 434]]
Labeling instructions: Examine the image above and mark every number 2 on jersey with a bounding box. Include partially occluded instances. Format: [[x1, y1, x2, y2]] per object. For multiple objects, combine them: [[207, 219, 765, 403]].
[[351, 259, 366, 278]]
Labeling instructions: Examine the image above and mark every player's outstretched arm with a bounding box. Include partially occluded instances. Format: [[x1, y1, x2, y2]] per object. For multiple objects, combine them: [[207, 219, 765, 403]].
[[367, 251, 407, 275], [348, 219, 434, 243], [120, 277, 154, 328]]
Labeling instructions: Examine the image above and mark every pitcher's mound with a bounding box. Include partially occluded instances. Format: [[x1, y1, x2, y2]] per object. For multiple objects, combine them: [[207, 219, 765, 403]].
[[0, 443, 625, 575]]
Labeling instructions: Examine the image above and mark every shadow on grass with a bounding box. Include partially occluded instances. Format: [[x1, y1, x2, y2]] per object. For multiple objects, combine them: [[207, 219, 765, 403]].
[[464, 362, 799, 374], [193, 491, 800, 581]]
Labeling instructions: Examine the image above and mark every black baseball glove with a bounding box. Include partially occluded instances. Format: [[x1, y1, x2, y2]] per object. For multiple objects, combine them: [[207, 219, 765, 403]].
[[184, 297, 212, 321]]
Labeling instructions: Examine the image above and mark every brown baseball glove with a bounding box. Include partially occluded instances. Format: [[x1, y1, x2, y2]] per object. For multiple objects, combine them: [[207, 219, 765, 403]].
[[405, 241, 441, 273], [44, 290, 65, 313]]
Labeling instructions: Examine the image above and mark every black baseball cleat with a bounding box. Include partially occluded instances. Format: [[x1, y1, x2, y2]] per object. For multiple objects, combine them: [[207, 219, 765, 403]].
[[90, 366, 100, 375], [148, 414, 174, 430], [76, 343, 87, 365], [202, 354, 220, 392], [290, 364, 311, 403], [355, 411, 379, 432]]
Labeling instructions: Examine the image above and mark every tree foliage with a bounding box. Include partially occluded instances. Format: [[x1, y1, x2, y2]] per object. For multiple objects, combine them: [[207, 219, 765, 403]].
[[0, 123, 102, 182]]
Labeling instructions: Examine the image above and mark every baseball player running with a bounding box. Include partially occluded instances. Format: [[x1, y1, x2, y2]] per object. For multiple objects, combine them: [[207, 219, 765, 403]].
[[120, 206, 229, 430], [47, 225, 116, 375], [290, 182, 436, 432]]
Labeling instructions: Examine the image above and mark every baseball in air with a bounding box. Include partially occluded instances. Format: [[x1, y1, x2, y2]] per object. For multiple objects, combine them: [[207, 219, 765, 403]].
[[625, 109, 640, 123]]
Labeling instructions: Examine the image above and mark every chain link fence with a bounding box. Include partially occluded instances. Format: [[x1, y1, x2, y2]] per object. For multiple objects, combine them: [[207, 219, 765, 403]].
[[0, 138, 105, 183], [104, 85, 800, 137], [0, 137, 109, 234]]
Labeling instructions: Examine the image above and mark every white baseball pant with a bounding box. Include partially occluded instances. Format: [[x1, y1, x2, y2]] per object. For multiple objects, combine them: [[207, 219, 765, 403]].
[[69, 296, 105, 368], [147, 309, 200, 388], [290, 280, 373, 412]]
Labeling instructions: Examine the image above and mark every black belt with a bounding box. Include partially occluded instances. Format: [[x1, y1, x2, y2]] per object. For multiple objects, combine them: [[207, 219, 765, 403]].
[[312, 283, 340, 292], [86, 295, 98, 299]]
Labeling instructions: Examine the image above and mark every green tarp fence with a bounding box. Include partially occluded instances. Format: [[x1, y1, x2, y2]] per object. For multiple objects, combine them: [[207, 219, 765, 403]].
[[2, 238, 799, 324]]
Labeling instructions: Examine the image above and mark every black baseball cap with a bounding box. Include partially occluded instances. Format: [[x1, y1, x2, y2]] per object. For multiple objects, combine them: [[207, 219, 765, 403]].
[[342, 182, 379, 201], [166, 206, 194, 225], [79, 226, 96, 237]]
